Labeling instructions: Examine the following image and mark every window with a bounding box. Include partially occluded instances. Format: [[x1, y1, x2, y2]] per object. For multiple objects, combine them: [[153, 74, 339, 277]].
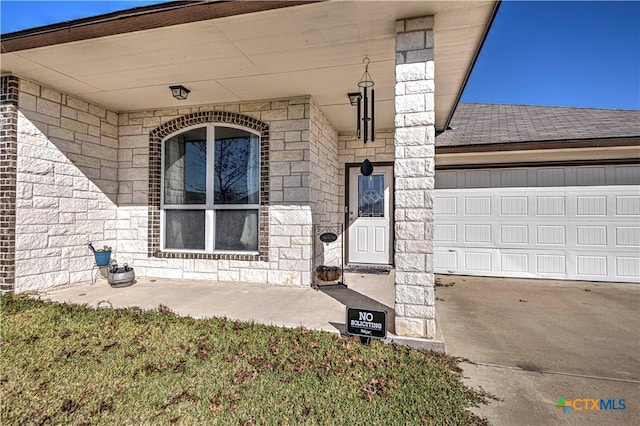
[[161, 124, 260, 253], [358, 174, 385, 218], [148, 111, 269, 261]]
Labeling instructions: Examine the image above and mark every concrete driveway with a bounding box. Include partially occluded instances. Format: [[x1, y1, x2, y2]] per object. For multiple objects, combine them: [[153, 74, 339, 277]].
[[436, 275, 640, 426]]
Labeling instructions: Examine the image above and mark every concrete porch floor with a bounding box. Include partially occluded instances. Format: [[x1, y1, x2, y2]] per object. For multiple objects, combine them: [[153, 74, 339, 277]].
[[41, 271, 444, 350]]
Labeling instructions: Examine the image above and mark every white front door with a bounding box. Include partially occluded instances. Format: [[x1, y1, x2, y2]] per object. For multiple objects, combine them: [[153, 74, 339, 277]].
[[348, 166, 393, 264]]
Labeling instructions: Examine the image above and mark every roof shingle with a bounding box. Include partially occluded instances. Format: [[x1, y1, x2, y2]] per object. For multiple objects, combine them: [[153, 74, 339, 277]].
[[436, 103, 640, 147]]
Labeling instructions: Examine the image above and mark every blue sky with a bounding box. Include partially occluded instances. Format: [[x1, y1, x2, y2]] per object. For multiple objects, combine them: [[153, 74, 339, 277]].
[[1, 0, 638, 110], [462, 1, 640, 110]]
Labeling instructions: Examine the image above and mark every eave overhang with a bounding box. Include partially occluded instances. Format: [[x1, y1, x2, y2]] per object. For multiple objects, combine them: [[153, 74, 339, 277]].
[[1, 0, 498, 133]]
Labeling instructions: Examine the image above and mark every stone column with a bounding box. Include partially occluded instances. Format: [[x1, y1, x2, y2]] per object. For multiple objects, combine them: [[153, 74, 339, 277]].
[[394, 17, 436, 338], [0, 75, 19, 294]]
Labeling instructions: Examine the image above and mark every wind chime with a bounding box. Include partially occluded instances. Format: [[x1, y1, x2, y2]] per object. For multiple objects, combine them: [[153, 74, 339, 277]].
[[348, 57, 375, 176]]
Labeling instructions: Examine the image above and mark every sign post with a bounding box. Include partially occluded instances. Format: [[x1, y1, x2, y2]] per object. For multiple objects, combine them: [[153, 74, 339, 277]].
[[346, 307, 387, 344]]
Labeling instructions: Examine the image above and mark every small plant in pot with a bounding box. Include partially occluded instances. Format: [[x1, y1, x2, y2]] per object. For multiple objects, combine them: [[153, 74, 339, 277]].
[[88, 243, 112, 267], [315, 265, 341, 283]]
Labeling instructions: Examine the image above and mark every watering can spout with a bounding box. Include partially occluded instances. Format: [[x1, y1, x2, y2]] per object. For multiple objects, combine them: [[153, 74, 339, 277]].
[[88, 243, 95, 253]]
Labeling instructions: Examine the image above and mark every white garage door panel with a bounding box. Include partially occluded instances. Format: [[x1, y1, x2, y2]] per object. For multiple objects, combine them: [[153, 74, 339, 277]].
[[436, 246, 638, 282], [435, 164, 640, 283]]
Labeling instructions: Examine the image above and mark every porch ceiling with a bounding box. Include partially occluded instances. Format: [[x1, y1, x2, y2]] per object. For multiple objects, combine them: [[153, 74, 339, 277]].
[[0, 0, 496, 133]]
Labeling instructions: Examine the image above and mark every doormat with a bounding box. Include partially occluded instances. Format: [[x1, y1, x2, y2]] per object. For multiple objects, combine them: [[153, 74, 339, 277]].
[[344, 265, 391, 275]]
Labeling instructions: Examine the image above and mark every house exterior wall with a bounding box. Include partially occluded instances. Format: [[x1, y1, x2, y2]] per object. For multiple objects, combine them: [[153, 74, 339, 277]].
[[116, 96, 336, 286], [9, 77, 346, 290], [309, 98, 340, 227], [308, 99, 341, 269], [14, 78, 119, 291]]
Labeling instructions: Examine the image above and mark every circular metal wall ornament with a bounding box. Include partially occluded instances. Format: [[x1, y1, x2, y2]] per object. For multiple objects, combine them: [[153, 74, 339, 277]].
[[319, 232, 338, 243], [361, 159, 373, 176]]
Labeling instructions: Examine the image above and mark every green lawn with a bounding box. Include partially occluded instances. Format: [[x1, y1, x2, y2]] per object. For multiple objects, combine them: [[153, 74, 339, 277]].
[[1, 294, 491, 425]]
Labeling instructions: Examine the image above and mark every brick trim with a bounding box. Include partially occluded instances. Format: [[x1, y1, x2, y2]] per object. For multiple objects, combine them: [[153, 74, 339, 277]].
[[148, 111, 270, 261], [0, 76, 19, 293]]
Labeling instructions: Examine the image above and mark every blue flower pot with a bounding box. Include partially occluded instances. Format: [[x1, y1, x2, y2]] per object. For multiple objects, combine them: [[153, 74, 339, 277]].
[[94, 251, 111, 267]]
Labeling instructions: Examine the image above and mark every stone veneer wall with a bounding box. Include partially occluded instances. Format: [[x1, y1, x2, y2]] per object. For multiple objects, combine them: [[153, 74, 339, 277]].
[[15, 79, 119, 291], [309, 99, 340, 226], [0, 76, 19, 293], [394, 16, 437, 338], [116, 97, 318, 286], [9, 77, 357, 289], [308, 99, 341, 268]]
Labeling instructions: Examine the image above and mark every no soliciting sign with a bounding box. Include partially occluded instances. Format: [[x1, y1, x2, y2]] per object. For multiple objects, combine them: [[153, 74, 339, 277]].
[[346, 307, 387, 339]]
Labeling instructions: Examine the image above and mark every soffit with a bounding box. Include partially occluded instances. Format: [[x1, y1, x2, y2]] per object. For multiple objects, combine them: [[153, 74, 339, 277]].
[[0, 0, 496, 133]]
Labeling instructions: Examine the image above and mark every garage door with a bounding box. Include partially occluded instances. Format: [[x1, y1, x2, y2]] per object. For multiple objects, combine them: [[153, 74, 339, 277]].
[[434, 164, 640, 283]]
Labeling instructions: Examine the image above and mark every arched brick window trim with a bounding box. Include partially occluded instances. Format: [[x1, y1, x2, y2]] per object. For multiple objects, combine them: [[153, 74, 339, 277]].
[[148, 111, 269, 262]]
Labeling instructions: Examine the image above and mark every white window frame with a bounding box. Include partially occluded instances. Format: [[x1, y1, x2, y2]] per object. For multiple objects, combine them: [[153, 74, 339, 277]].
[[160, 123, 260, 254]]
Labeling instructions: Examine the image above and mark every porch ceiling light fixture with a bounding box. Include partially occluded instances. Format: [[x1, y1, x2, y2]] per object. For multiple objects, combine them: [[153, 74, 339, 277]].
[[348, 57, 375, 144], [170, 85, 190, 100]]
